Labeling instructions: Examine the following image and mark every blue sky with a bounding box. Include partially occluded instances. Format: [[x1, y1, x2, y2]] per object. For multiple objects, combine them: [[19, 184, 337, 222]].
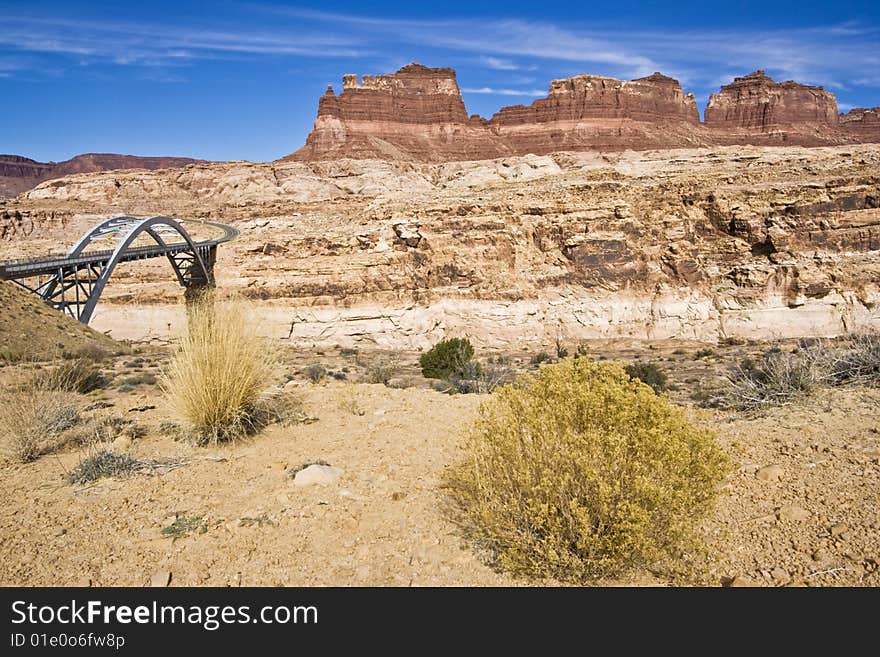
[[2, 1, 878, 162]]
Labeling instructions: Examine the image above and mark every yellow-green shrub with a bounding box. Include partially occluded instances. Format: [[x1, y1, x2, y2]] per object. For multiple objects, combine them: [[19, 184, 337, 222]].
[[445, 358, 729, 582]]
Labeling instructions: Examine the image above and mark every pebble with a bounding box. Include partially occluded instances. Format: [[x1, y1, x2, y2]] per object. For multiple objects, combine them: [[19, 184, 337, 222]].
[[150, 570, 171, 587], [725, 575, 756, 587], [777, 504, 811, 522], [756, 465, 784, 482], [829, 523, 849, 538], [52, 527, 67, 537], [770, 567, 790, 583]]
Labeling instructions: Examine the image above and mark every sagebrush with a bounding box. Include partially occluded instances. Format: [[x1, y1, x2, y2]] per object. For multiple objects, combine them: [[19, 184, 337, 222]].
[[445, 359, 729, 582], [161, 298, 279, 443]]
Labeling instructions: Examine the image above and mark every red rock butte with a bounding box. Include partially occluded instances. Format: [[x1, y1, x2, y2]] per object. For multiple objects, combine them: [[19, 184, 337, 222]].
[[286, 63, 880, 162]]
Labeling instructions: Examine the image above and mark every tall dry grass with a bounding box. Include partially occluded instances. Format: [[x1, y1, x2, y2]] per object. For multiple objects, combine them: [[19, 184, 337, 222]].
[[0, 377, 80, 463], [161, 298, 279, 444]]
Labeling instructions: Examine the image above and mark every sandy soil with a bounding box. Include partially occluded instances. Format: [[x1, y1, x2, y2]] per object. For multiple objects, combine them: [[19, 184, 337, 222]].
[[0, 344, 878, 587]]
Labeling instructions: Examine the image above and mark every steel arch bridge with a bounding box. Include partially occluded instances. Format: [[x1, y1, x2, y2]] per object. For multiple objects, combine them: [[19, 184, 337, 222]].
[[0, 216, 239, 324]]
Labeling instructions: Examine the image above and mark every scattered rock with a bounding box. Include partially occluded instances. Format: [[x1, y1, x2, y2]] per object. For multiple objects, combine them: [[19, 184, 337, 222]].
[[150, 570, 171, 587], [756, 465, 784, 482], [293, 464, 343, 487], [829, 523, 849, 538], [52, 527, 66, 537], [777, 505, 811, 522], [725, 575, 757, 587]]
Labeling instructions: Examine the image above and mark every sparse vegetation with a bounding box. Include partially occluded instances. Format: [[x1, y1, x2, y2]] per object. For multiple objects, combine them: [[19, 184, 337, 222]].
[[445, 359, 729, 582], [38, 359, 107, 393], [0, 382, 80, 463], [364, 357, 398, 385], [624, 361, 669, 393], [530, 351, 553, 366], [723, 347, 824, 411], [419, 338, 478, 379], [828, 333, 880, 386], [65, 448, 144, 484], [161, 298, 279, 444], [117, 373, 157, 387], [303, 364, 327, 384], [694, 347, 716, 360], [336, 383, 364, 416]]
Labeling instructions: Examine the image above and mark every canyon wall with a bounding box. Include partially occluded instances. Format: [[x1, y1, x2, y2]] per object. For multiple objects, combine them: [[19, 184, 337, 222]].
[[288, 64, 879, 162], [4, 145, 879, 347]]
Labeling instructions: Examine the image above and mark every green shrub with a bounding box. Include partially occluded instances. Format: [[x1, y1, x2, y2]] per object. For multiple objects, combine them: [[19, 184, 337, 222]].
[[445, 359, 729, 582], [624, 361, 669, 393], [419, 338, 477, 379]]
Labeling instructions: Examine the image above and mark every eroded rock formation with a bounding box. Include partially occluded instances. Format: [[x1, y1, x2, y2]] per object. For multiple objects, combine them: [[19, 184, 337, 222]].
[[289, 65, 878, 161]]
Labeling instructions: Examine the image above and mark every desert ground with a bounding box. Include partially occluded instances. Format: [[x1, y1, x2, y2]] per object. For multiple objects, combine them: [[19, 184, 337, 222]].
[[1, 336, 877, 587]]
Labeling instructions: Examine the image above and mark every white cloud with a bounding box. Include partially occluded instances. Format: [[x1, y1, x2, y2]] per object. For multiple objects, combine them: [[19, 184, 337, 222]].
[[480, 56, 521, 70], [462, 86, 547, 96]]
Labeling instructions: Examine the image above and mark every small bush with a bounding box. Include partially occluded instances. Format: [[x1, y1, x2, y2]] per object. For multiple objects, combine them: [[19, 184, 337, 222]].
[[723, 348, 824, 411], [364, 358, 398, 385], [303, 364, 327, 384], [39, 359, 107, 393], [828, 333, 880, 385], [624, 361, 669, 394], [694, 348, 716, 360], [530, 351, 553, 366], [437, 362, 517, 395], [420, 338, 477, 379], [161, 299, 279, 444], [66, 449, 144, 484], [555, 337, 569, 359], [117, 373, 157, 387], [445, 359, 729, 582]]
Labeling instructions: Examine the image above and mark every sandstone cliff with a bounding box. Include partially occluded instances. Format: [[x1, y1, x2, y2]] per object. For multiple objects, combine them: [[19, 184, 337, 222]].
[[0, 153, 199, 199], [290, 65, 878, 161], [288, 63, 505, 162], [3, 145, 879, 346], [704, 70, 843, 145], [840, 107, 880, 143]]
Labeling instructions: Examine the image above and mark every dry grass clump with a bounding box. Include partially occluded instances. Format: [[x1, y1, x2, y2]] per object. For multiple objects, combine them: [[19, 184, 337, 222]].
[[37, 359, 107, 393], [0, 382, 80, 463], [161, 298, 279, 444], [445, 359, 729, 582]]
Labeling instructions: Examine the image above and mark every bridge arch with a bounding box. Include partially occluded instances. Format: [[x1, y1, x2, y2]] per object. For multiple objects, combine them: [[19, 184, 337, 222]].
[[75, 216, 214, 324], [0, 215, 232, 324]]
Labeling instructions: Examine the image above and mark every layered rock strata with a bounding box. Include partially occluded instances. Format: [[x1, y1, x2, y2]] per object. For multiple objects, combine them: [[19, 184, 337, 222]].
[[289, 65, 879, 161], [3, 145, 879, 347]]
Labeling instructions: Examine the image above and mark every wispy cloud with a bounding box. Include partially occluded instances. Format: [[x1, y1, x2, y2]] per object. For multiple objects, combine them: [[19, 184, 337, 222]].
[[479, 56, 523, 71], [2, 7, 878, 110], [462, 86, 547, 96]]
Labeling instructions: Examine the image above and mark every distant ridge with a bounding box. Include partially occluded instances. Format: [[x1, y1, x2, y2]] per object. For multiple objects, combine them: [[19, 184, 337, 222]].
[[0, 153, 200, 198]]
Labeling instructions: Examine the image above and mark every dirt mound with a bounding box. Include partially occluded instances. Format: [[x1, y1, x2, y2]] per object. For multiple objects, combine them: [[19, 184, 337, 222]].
[[0, 281, 122, 361]]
